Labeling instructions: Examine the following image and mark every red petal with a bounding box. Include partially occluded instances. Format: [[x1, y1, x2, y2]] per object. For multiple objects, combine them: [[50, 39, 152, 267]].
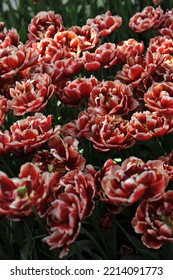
[[128, 65, 144, 80]]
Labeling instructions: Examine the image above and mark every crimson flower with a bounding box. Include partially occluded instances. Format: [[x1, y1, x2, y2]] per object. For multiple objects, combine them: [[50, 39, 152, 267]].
[[83, 43, 117, 71], [35, 38, 65, 63], [43, 169, 95, 257], [122, 157, 169, 199], [116, 50, 167, 95], [116, 39, 144, 66], [8, 113, 55, 154], [32, 135, 86, 177], [129, 6, 164, 33], [54, 30, 81, 56], [144, 82, 173, 115], [84, 114, 135, 152], [0, 163, 50, 220], [95, 158, 145, 213], [52, 57, 84, 84], [132, 191, 173, 249], [95, 157, 169, 213], [0, 43, 38, 80], [86, 11, 122, 37], [57, 76, 100, 107], [158, 10, 173, 38], [116, 55, 145, 88], [88, 80, 139, 116], [8, 73, 55, 115], [69, 25, 99, 53], [128, 111, 173, 140], [28, 11, 65, 42], [149, 36, 173, 55], [159, 23, 173, 39], [43, 194, 81, 258], [0, 26, 19, 48], [61, 111, 91, 138]]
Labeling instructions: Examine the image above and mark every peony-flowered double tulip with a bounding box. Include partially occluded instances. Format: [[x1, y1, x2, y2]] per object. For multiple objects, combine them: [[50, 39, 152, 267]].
[[132, 191, 173, 249]]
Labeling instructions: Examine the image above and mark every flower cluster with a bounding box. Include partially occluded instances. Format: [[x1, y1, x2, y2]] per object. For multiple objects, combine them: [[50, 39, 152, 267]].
[[62, 80, 139, 152], [1, 3, 173, 258], [0, 132, 95, 257]]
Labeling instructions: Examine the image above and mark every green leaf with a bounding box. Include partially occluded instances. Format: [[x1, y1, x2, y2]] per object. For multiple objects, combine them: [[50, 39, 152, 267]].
[[18, 24, 27, 42], [162, 242, 173, 260], [80, 227, 109, 259], [103, 219, 118, 259], [20, 238, 33, 260], [0, 246, 11, 260]]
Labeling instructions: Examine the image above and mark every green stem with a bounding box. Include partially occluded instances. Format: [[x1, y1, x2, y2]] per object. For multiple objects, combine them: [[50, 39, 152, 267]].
[[31, 206, 47, 235], [155, 138, 165, 156]]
